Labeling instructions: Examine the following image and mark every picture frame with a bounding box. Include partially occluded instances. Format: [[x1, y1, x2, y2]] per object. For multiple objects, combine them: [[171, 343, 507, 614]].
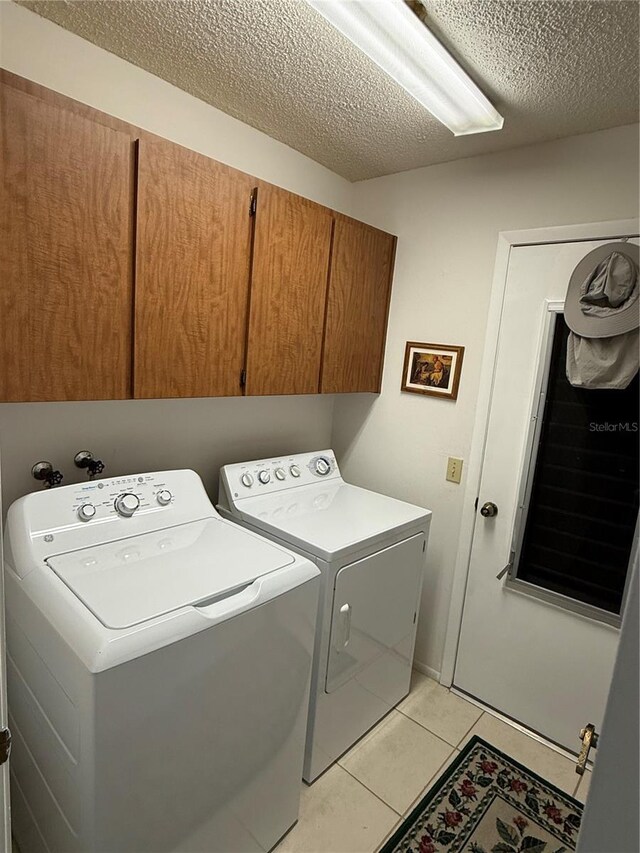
[[401, 341, 465, 400]]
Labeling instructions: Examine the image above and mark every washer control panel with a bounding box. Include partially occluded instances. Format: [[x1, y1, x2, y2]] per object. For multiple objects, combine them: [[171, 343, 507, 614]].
[[67, 473, 176, 524], [9, 470, 214, 572], [220, 450, 340, 501]]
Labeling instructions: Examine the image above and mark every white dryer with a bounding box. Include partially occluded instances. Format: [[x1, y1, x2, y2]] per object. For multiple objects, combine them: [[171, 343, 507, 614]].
[[4, 469, 319, 853], [218, 450, 431, 782]]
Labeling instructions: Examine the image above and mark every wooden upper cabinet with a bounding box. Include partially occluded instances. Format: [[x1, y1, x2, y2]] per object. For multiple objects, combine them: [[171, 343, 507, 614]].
[[245, 184, 334, 396], [0, 84, 135, 401], [134, 138, 254, 398], [321, 216, 396, 393]]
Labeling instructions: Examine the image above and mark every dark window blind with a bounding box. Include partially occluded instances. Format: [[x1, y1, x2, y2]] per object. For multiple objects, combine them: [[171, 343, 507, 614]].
[[517, 315, 639, 614]]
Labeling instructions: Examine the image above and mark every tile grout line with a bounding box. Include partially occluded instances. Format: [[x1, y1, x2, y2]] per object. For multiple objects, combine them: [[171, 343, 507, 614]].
[[338, 763, 406, 818], [400, 747, 462, 818], [455, 709, 486, 749], [339, 710, 398, 766], [376, 818, 405, 853], [340, 739, 463, 823], [394, 703, 484, 751]]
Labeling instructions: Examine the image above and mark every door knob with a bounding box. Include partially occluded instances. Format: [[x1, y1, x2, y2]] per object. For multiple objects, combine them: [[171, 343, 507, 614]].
[[576, 723, 599, 775], [480, 501, 498, 518]]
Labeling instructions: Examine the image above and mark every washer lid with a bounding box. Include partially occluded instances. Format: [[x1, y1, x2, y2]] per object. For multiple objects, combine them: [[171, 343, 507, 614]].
[[47, 518, 295, 629], [235, 482, 430, 561]]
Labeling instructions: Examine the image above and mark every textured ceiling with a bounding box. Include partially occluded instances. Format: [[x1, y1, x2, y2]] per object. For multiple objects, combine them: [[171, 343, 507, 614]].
[[18, 0, 640, 181]]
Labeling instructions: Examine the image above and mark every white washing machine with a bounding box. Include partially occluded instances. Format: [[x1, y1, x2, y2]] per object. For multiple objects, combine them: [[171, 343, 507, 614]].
[[218, 450, 431, 782], [4, 469, 319, 853]]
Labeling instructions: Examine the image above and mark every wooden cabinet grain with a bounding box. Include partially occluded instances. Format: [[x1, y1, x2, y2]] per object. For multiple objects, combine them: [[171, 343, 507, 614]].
[[134, 138, 254, 398], [321, 215, 395, 393], [0, 73, 398, 403], [0, 84, 135, 401], [245, 183, 334, 396]]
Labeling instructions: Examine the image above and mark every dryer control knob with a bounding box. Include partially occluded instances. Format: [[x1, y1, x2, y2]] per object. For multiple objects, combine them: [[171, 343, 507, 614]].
[[289, 464, 301, 478], [78, 503, 96, 522], [115, 493, 140, 518], [274, 467, 286, 481], [258, 470, 271, 485], [241, 473, 254, 488], [315, 457, 331, 476], [157, 489, 172, 506]]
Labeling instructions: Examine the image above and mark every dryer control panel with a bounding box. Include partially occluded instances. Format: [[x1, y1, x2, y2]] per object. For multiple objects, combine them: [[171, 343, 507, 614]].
[[220, 450, 341, 503]]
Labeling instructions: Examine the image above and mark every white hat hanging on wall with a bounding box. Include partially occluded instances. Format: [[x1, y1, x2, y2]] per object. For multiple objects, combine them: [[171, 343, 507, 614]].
[[564, 241, 639, 390]]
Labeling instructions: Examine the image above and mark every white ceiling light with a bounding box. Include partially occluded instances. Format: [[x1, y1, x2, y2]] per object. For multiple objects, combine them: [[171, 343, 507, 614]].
[[305, 0, 504, 136]]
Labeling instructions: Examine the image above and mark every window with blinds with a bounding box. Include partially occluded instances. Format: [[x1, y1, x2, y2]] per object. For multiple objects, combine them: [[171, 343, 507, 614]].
[[515, 314, 639, 615]]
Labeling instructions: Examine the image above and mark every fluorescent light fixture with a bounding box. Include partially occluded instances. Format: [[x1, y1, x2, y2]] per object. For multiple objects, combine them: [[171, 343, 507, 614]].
[[305, 0, 504, 136]]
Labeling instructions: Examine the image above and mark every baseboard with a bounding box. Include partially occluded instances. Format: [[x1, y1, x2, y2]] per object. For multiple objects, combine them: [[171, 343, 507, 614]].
[[412, 660, 441, 683]]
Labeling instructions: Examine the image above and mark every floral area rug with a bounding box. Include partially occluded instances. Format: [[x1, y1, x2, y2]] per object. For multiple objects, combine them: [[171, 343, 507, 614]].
[[380, 735, 582, 853]]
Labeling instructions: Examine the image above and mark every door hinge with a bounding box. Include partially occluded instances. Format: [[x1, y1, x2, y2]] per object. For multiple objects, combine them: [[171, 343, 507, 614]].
[[249, 191, 257, 217], [240, 368, 247, 388], [0, 727, 11, 766]]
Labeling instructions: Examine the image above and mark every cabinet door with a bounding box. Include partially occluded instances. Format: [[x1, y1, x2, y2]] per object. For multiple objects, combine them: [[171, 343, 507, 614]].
[[0, 85, 134, 401], [245, 184, 333, 396], [321, 216, 396, 393], [134, 138, 254, 398]]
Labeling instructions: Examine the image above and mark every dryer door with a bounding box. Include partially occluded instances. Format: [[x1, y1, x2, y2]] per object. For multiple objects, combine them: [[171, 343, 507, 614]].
[[326, 533, 424, 695]]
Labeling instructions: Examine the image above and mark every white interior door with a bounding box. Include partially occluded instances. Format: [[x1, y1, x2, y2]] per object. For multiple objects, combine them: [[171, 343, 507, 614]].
[[0, 459, 11, 850], [455, 237, 639, 752]]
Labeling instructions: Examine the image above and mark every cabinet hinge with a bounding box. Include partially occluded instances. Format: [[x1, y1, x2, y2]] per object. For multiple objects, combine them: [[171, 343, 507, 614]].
[[240, 369, 247, 388], [249, 191, 257, 217], [0, 727, 11, 766]]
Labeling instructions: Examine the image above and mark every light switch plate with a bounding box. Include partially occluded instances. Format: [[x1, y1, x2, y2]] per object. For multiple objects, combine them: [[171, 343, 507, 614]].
[[446, 457, 463, 484]]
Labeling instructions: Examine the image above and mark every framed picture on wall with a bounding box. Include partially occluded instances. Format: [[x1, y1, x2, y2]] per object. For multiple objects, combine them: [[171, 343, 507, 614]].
[[401, 341, 465, 400]]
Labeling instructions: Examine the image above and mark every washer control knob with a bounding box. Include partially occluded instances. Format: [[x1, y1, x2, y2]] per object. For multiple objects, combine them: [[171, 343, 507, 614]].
[[77, 503, 96, 522], [241, 472, 254, 488], [115, 493, 140, 518], [157, 489, 172, 506], [290, 464, 301, 478], [274, 467, 286, 481], [258, 470, 271, 485], [315, 457, 331, 476]]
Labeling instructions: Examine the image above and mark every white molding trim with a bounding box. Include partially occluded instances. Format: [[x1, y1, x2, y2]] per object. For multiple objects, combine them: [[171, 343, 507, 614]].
[[439, 217, 640, 689], [412, 660, 441, 683]]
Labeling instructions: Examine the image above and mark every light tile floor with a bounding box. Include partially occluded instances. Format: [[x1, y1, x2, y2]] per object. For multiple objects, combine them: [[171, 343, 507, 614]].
[[276, 670, 591, 853]]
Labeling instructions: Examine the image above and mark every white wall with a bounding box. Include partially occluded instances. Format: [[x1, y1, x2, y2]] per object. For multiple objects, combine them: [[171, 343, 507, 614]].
[[0, 397, 334, 512], [0, 2, 353, 512], [334, 123, 640, 678]]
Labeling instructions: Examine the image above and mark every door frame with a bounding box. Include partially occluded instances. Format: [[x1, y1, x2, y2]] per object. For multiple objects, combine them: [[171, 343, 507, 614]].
[[440, 217, 640, 688]]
